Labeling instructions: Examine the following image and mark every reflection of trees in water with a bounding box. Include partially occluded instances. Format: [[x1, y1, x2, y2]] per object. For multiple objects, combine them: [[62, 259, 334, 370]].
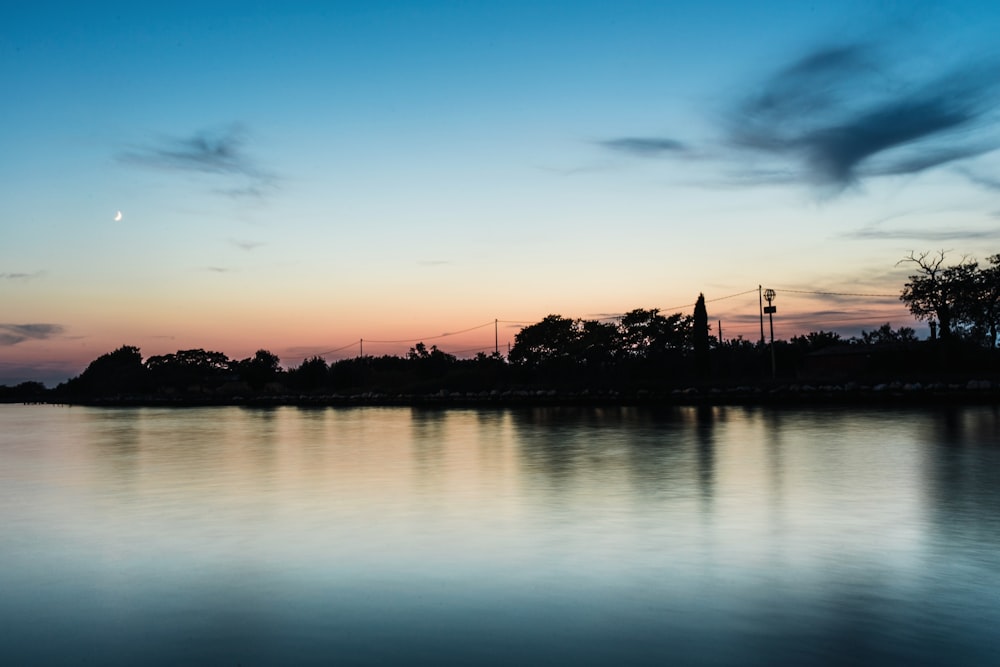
[[695, 405, 716, 509], [408, 408, 451, 489], [85, 408, 143, 484], [759, 408, 787, 508], [240, 406, 281, 473], [924, 406, 1000, 556], [507, 406, 711, 503]]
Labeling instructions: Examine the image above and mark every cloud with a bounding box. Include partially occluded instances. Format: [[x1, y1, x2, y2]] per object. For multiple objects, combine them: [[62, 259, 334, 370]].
[[844, 227, 997, 241], [0, 270, 44, 281], [958, 168, 1000, 191], [418, 260, 452, 266], [844, 207, 1000, 241], [599, 137, 687, 157], [118, 125, 277, 197], [727, 43, 1000, 188], [230, 238, 264, 251], [0, 323, 64, 346], [598, 42, 1000, 193]]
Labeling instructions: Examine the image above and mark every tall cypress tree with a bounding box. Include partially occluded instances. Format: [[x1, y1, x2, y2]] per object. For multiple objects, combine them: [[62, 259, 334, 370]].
[[693, 293, 709, 378]]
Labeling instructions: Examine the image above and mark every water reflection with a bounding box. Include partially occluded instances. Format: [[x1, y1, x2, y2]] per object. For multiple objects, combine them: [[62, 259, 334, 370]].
[[1, 404, 999, 666]]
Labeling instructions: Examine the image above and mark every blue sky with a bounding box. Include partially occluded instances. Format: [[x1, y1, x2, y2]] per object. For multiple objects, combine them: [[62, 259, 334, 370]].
[[3, 1, 1000, 384]]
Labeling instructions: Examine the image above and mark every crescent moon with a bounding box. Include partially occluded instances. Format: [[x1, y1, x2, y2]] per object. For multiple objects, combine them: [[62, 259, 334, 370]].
[[114, 211, 122, 222]]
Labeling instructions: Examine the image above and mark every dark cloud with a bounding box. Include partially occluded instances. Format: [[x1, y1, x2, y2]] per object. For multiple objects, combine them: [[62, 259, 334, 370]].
[[0, 323, 64, 346], [729, 44, 999, 188], [600, 137, 687, 157], [118, 125, 276, 197], [599, 43, 1000, 193]]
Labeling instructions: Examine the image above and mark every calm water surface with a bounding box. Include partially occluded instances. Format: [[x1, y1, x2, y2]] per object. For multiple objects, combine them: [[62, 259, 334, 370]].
[[1, 404, 999, 665]]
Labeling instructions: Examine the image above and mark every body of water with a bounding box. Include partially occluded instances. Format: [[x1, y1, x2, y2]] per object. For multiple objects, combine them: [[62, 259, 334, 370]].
[[1, 404, 999, 665]]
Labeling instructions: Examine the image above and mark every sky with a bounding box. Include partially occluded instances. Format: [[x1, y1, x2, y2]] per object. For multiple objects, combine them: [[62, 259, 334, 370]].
[[3, 1, 1000, 384]]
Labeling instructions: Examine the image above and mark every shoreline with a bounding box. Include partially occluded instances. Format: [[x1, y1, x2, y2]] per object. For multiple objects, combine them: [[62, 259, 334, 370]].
[[22, 379, 1000, 408]]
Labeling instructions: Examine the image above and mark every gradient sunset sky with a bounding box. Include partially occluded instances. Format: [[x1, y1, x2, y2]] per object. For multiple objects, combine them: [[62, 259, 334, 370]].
[[4, 1, 1000, 384]]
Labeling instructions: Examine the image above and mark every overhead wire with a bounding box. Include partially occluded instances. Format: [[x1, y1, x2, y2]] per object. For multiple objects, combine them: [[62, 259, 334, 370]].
[[302, 284, 912, 359], [364, 320, 494, 344], [773, 288, 900, 298]]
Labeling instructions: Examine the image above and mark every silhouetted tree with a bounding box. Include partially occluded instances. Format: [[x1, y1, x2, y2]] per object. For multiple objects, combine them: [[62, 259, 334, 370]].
[[858, 323, 917, 346], [790, 331, 842, 351], [579, 319, 619, 368], [407, 342, 432, 359], [693, 294, 709, 377], [289, 356, 329, 391], [62, 345, 146, 396], [508, 315, 583, 367], [145, 348, 232, 392], [618, 308, 691, 359], [970, 254, 1000, 348], [234, 349, 282, 389], [405, 342, 457, 383], [899, 251, 977, 341], [0, 381, 48, 401]]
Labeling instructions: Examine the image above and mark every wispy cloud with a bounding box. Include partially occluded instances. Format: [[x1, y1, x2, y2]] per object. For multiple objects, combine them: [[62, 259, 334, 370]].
[[599, 42, 1000, 193], [958, 168, 1000, 191], [0, 270, 44, 281], [844, 206, 1000, 241], [0, 323, 64, 346], [844, 227, 998, 241], [729, 43, 1000, 189], [599, 137, 687, 157], [229, 238, 264, 251], [118, 125, 277, 198]]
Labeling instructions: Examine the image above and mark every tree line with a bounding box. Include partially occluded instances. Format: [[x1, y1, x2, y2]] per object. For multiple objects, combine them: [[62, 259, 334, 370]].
[[3, 252, 1000, 403]]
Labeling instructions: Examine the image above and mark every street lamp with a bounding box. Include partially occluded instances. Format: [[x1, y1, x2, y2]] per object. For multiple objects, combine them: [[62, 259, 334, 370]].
[[763, 288, 776, 378]]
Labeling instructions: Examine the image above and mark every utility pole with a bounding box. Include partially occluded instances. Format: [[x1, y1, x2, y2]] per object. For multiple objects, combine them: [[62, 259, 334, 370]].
[[495, 319, 499, 356], [718, 319, 723, 345], [359, 338, 363, 358], [763, 289, 776, 379], [758, 284, 765, 347]]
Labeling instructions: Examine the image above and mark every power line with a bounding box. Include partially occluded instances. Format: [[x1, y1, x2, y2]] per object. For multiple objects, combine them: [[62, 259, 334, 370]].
[[773, 288, 899, 298], [774, 314, 914, 324], [499, 288, 762, 325], [308, 321, 496, 358], [364, 320, 495, 344], [302, 285, 908, 359], [663, 287, 760, 312], [312, 341, 359, 357]]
